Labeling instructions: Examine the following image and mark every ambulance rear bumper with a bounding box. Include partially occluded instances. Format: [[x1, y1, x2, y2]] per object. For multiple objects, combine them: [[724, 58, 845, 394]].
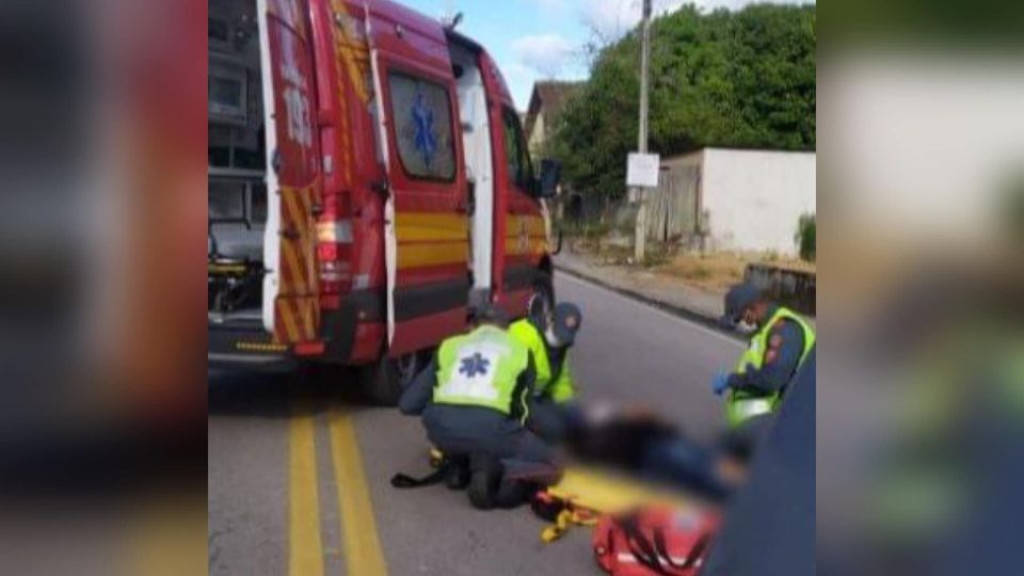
[[208, 317, 296, 372]]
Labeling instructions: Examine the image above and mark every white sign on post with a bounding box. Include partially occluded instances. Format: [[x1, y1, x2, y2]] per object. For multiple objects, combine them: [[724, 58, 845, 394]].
[[626, 152, 661, 188]]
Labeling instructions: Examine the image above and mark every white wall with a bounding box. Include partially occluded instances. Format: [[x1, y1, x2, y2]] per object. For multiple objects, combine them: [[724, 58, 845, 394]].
[[700, 148, 816, 256]]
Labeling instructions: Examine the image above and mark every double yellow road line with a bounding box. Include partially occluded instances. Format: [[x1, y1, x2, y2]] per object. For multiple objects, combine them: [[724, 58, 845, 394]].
[[289, 408, 388, 576]]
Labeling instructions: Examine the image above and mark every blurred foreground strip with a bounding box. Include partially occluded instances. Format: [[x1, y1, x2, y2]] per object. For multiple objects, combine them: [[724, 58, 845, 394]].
[[818, 40, 1024, 575], [0, 0, 205, 573]]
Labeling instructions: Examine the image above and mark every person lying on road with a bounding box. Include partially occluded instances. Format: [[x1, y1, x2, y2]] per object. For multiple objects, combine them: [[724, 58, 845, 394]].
[[562, 401, 746, 502]]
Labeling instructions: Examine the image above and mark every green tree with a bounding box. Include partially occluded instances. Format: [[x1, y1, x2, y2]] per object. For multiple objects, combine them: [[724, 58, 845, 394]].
[[550, 3, 816, 203]]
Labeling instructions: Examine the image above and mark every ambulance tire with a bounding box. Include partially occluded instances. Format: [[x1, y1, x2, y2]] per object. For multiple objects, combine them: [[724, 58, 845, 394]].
[[358, 350, 425, 406]]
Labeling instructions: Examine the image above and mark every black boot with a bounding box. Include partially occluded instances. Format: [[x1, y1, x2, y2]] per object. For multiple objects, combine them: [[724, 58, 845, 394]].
[[493, 479, 532, 509], [445, 456, 471, 491], [467, 454, 502, 510]]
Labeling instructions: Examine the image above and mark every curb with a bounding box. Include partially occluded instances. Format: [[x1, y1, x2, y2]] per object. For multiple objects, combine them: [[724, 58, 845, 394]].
[[554, 263, 745, 343]]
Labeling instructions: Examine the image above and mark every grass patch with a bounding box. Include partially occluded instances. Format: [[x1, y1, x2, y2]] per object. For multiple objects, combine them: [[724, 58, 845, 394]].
[[687, 265, 713, 280]]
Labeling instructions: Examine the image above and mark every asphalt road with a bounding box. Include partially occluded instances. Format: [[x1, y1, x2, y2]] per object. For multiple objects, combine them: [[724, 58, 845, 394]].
[[208, 273, 743, 576]]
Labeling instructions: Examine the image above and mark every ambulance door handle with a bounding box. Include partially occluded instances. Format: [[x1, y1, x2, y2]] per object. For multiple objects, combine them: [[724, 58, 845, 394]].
[[371, 179, 390, 199], [271, 149, 283, 174], [463, 183, 475, 216]]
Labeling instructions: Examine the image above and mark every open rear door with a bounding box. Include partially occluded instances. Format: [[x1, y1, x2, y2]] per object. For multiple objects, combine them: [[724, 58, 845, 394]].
[[258, 0, 321, 344], [363, 5, 469, 357]]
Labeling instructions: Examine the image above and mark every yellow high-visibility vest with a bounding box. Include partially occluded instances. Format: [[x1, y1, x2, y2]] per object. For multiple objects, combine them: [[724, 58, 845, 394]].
[[726, 307, 815, 427]]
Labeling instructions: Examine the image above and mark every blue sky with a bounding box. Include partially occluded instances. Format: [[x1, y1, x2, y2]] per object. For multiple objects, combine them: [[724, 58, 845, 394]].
[[400, 0, 813, 111]]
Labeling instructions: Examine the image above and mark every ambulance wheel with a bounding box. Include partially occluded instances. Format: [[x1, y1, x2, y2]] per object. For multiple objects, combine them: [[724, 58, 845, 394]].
[[358, 351, 423, 406], [528, 272, 554, 320]]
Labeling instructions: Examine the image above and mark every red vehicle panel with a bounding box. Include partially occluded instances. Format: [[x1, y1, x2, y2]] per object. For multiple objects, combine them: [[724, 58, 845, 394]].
[[264, 0, 322, 345]]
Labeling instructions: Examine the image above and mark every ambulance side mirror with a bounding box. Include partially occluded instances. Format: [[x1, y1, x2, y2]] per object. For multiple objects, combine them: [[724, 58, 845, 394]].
[[538, 159, 562, 199]]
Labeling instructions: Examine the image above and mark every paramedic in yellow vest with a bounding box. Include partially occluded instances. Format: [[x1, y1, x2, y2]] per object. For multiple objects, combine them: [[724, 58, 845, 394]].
[[509, 302, 583, 443], [399, 304, 560, 509], [714, 283, 816, 430]]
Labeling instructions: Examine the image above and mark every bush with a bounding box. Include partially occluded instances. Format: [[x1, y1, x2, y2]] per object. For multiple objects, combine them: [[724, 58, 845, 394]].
[[642, 252, 669, 268], [796, 213, 816, 262], [562, 219, 611, 238]]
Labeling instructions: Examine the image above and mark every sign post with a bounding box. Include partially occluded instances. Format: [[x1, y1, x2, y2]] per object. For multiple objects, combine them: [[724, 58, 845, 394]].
[[632, 0, 654, 263], [627, 152, 661, 189]]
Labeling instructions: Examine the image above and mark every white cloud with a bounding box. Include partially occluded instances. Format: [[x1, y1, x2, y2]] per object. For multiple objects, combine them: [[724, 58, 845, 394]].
[[512, 34, 576, 78]]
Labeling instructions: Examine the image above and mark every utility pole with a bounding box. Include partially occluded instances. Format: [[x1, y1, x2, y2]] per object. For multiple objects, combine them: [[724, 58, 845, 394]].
[[633, 0, 653, 264]]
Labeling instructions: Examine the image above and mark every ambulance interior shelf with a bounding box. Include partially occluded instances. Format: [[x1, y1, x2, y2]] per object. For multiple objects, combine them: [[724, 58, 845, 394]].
[[208, 168, 266, 316], [208, 0, 267, 320]]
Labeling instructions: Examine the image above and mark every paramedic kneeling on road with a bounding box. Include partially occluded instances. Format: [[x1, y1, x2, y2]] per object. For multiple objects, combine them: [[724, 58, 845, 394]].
[[399, 305, 560, 509], [714, 283, 816, 433], [509, 302, 583, 443]]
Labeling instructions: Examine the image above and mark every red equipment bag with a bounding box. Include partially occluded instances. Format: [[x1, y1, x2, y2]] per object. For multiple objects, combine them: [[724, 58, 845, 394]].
[[592, 506, 719, 576]]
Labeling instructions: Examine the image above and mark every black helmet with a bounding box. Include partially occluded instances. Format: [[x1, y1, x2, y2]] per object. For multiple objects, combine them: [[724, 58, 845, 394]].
[[720, 283, 762, 328], [551, 302, 582, 346]]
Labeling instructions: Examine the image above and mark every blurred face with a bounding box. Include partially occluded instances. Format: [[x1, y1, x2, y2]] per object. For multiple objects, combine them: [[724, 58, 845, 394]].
[[564, 314, 579, 333], [544, 312, 576, 349], [738, 306, 760, 332], [741, 306, 757, 325]]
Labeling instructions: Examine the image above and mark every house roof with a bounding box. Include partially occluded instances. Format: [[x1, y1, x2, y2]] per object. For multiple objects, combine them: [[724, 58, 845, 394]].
[[524, 81, 582, 140]]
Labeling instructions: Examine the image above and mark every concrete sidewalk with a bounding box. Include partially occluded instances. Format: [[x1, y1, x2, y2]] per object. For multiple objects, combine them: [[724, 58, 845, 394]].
[[555, 251, 727, 330]]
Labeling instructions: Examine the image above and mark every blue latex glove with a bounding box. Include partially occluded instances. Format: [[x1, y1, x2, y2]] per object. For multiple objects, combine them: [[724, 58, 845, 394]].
[[711, 372, 731, 396]]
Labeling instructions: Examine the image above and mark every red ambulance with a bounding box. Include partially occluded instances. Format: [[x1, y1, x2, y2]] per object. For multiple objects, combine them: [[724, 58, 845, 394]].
[[208, 0, 559, 402]]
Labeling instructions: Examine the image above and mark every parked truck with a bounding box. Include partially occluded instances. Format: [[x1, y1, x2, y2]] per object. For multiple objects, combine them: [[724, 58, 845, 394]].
[[208, 0, 558, 402]]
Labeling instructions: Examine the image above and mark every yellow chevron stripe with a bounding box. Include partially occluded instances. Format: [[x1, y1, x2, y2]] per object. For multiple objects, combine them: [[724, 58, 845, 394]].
[[331, 0, 370, 104], [504, 238, 549, 256], [281, 240, 308, 296], [332, 44, 355, 186], [505, 215, 546, 236], [300, 298, 317, 341], [279, 300, 301, 343], [395, 212, 468, 242], [397, 242, 468, 269], [283, 190, 308, 240], [503, 214, 547, 256], [292, 189, 319, 290]]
